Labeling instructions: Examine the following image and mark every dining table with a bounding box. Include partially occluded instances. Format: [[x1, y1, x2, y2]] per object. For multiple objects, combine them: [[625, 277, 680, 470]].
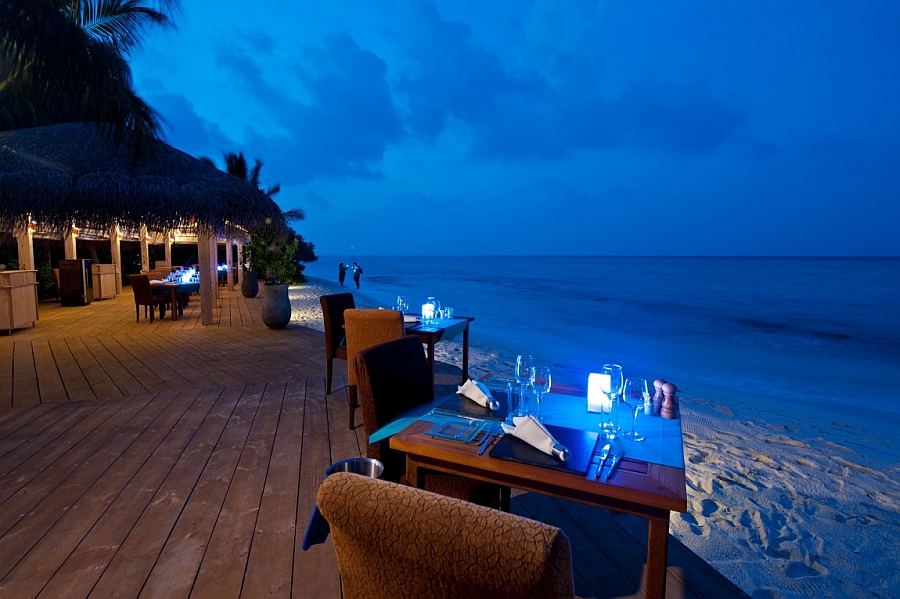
[[386, 384, 687, 599], [404, 314, 474, 384], [151, 280, 200, 321]]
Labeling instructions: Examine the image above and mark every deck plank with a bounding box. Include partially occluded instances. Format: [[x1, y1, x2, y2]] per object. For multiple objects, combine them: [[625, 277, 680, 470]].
[[0, 393, 164, 593], [189, 383, 270, 599]]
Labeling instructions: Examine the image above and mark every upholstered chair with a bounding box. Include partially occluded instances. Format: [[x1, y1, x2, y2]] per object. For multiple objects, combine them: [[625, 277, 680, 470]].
[[354, 335, 509, 509], [343, 308, 405, 429], [319, 292, 356, 395], [317, 472, 576, 599], [128, 274, 171, 323]]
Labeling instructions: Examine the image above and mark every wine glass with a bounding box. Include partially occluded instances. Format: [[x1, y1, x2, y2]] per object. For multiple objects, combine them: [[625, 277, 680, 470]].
[[598, 363, 623, 437], [530, 366, 552, 422], [514, 354, 534, 417], [622, 378, 648, 442]]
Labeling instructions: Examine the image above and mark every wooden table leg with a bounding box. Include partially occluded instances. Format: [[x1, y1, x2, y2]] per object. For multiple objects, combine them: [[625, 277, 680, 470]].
[[426, 338, 436, 383], [406, 458, 423, 489], [645, 513, 670, 599], [170, 287, 178, 321]]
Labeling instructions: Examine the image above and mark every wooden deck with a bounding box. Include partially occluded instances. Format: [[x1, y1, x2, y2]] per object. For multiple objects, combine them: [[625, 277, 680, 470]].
[[0, 287, 748, 598]]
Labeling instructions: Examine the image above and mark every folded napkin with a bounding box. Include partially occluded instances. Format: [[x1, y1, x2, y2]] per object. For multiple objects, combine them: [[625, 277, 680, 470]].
[[457, 379, 500, 411], [500, 415, 572, 462]]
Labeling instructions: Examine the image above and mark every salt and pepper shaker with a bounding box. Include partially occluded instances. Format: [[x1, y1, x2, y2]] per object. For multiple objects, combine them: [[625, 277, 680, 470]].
[[651, 379, 666, 416], [660, 382, 678, 419]]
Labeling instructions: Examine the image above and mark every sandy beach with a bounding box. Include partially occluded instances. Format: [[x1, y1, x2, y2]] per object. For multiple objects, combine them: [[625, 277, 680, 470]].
[[291, 277, 900, 599]]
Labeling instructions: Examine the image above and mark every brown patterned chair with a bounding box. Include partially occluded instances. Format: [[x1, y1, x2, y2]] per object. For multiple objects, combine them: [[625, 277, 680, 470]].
[[354, 335, 509, 510], [344, 308, 405, 429], [317, 472, 576, 599], [319, 292, 356, 395]]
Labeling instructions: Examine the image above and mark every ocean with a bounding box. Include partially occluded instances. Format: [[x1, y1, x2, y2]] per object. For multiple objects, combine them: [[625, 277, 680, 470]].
[[303, 256, 900, 420]]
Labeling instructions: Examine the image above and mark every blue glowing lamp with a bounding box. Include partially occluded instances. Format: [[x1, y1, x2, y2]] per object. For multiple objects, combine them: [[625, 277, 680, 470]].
[[587, 372, 611, 413]]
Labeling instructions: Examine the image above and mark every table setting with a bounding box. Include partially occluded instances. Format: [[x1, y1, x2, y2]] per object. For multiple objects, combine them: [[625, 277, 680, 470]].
[[385, 357, 687, 599]]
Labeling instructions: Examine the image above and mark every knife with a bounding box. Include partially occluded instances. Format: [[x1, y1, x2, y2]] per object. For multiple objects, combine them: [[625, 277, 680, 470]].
[[593, 443, 612, 480], [602, 450, 625, 482], [477, 422, 499, 455]]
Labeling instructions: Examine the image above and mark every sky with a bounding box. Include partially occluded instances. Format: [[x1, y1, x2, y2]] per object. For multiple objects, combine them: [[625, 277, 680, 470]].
[[130, 0, 900, 256]]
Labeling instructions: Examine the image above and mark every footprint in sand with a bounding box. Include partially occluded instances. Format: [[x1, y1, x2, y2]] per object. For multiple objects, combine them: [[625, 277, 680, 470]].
[[764, 436, 808, 448], [687, 448, 709, 465], [700, 498, 720, 517], [785, 561, 823, 578], [677, 512, 706, 536]]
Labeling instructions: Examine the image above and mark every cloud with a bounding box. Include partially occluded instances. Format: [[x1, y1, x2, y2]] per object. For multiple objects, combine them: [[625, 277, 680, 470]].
[[147, 91, 234, 158], [615, 77, 746, 153], [392, 2, 745, 162], [209, 31, 403, 184]]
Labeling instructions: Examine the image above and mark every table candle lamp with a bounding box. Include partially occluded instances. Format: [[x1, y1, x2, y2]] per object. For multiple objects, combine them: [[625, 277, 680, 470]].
[[421, 300, 435, 323], [587, 372, 611, 413]]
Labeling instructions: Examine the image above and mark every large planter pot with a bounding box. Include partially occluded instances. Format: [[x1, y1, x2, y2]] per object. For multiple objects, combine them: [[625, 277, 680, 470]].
[[241, 271, 259, 298], [261, 283, 292, 329]]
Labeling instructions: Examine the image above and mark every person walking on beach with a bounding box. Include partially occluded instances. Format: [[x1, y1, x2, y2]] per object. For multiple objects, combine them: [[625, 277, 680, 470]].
[[338, 262, 348, 287], [352, 262, 363, 289]]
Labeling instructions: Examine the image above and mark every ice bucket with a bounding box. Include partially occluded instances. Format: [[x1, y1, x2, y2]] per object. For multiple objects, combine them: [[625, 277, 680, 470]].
[[324, 457, 384, 479], [303, 457, 385, 551]]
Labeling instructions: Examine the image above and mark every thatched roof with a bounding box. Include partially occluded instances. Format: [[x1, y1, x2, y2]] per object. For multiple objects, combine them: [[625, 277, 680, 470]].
[[0, 123, 284, 236]]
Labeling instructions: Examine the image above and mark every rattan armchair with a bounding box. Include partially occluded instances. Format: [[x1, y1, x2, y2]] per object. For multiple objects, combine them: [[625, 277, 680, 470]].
[[317, 472, 576, 599], [344, 308, 405, 429]]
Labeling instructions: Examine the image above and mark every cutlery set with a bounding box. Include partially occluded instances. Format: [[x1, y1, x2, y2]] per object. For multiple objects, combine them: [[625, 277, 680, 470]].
[[594, 443, 624, 482], [476, 421, 501, 455]]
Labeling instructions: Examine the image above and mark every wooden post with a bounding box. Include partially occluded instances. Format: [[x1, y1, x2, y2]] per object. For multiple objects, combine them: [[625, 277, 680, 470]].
[[109, 222, 123, 295], [164, 233, 173, 268], [197, 228, 217, 325], [64, 225, 78, 259], [139, 225, 150, 272], [226, 238, 235, 291], [236, 242, 244, 286], [15, 222, 35, 271]]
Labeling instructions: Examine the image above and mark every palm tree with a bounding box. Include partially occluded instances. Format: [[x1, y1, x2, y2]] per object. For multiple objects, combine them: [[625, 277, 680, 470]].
[[0, 0, 182, 154], [202, 150, 315, 279], [208, 151, 306, 223]]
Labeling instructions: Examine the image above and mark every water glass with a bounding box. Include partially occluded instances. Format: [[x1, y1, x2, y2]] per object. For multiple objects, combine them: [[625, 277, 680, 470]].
[[622, 378, 647, 442], [599, 363, 623, 438], [505, 383, 519, 424], [530, 366, 552, 422], [443, 306, 453, 319], [514, 354, 533, 417]]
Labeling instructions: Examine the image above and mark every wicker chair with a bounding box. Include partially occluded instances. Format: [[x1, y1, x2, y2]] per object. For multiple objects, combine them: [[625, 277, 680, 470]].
[[128, 274, 171, 323], [344, 308, 406, 430], [354, 335, 509, 510], [317, 472, 576, 599], [319, 292, 356, 395]]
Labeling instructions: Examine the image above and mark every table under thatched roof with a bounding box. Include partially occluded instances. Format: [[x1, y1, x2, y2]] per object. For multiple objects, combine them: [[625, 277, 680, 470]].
[[0, 123, 283, 235]]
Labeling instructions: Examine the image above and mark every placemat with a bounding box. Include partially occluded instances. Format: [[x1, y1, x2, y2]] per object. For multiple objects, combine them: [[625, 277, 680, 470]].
[[434, 392, 507, 421], [489, 423, 600, 475]]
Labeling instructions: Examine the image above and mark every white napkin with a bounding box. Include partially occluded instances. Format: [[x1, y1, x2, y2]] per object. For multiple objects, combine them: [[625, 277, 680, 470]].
[[500, 415, 571, 462], [457, 379, 500, 411]]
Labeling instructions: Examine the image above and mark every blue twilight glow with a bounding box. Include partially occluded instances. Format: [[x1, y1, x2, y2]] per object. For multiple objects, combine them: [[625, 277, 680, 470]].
[[130, 1, 900, 256]]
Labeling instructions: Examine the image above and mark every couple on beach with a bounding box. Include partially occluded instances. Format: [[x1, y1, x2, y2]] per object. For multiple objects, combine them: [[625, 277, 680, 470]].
[[338, 262, 363, 289]]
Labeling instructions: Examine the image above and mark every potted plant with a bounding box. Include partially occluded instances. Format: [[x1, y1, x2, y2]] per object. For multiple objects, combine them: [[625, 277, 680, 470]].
[[244, 223, 304, 329]]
